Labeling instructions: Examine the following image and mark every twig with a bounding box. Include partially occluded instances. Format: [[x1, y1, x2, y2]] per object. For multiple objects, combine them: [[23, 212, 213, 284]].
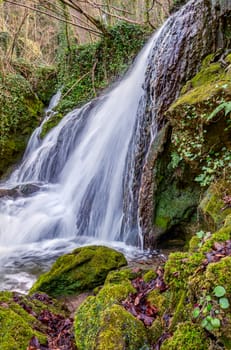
[[61, 70, 91, 100]]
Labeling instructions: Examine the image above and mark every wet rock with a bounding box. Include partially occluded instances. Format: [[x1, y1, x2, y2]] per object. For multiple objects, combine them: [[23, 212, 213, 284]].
[[0, 183, 40, 199], [30, 245, 127, 298]]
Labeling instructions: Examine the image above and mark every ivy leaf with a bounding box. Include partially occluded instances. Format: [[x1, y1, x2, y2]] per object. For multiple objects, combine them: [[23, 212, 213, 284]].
[[201, 318, 208, 328], [211, 318, 221, 328], [196, 230, 204, 239], [193, 307, 200, 318], [205, 323, 213, 332], [213, 286, 226, 297], [219, 297, 230, 309]]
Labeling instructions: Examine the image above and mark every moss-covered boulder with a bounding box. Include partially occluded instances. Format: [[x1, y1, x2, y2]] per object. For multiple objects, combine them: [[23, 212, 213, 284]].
[[0, 291, 67, 350], [30, 245, 127, 297], [74, 273, 149, 350]]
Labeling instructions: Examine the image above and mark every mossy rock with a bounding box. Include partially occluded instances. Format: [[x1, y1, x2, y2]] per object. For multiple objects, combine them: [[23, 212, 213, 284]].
[[199, 181, 231, 230], [161, 322, 210, 350], [96, 304, 149, 350], [0, 291, 67, 350], [164, 251, 204, 291], [165, 52, 231, 193], [74, 276, 149, 350], [105, 268, 139, 285], [30, 245, 127, 297], [0, 307, 46, 350]]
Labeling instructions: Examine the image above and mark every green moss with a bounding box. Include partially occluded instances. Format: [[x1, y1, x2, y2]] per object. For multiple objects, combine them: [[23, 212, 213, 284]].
[[154, 182, 199, 233], [161, 322, 210, 350], [0, 72, 44, 177], [201, 226, 231, 253], [146, 289, 166, 315], [169, 290, 187, 331], [30, 245, 127, 297], [152, 128, 201, 242], [97, 304, 149, 350], [189, 235, 201, 252], [188, 256, 231, 346], [0, 307, 46, 350], [199, 182, 231, 229], [226, 54, 231, 64], [105, 268, 139, 284], [0, 291, 61, 349], [165, 51, 231, 191], [74, 280, 136, 350], [205, 257, 231, 296], [148, 317, 164, 344], [164, 251, 204, 290], [143, 270, 158, 283]]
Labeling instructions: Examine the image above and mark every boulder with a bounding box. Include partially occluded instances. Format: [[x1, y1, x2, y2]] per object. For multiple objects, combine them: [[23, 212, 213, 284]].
[[74, 273, 149, 350], [30, 245, 127, 297]]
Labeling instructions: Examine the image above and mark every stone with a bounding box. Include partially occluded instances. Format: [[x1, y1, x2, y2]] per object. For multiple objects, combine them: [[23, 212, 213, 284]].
[[30, 245, 127, 297]]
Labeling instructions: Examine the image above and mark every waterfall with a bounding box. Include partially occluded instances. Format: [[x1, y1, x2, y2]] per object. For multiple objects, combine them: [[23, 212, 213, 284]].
[[0, 0, 229, 291]]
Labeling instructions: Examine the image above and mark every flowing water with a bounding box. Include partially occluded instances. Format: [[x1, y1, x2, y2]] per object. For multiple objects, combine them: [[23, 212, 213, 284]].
[[0, 0, 225, 292]]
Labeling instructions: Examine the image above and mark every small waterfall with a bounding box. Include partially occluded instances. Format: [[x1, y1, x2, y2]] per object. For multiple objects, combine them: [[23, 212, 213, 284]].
[[0, 0, 229, 291]]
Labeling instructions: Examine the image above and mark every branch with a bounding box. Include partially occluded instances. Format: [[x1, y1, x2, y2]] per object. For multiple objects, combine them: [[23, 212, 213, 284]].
[[61, 70, 91, 99], [59, 0, 108, 34], [85, 0, 142, 25], [4, 0, 102, 35]]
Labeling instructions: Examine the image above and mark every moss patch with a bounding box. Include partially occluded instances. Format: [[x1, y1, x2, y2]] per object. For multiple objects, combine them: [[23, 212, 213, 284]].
[[0, 291, 68, 350], [74, 275, 149, 350], [161, 322, 210, 350], [30, 245, 127, 297]]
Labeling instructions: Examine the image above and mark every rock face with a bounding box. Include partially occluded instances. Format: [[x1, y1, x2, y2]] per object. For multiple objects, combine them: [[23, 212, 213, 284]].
[[30, 245, 127, 297], [150, 51, 231, 246], [135, 0, 231, 247]]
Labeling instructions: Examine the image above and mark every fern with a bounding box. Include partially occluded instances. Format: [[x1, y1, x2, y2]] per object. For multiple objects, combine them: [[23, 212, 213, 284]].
[[207, 101, 231, 121]]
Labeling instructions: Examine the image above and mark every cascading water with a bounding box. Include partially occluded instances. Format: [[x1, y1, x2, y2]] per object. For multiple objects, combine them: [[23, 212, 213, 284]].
[[0, 0, 229, 292]]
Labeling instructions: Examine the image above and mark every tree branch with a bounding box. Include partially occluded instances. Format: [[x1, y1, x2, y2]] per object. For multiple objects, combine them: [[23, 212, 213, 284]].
[[4, 0, 102, 35]]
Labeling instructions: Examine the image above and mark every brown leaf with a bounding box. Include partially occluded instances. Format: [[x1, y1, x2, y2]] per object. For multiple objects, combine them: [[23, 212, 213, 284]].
[[27, 336, 40, 350]]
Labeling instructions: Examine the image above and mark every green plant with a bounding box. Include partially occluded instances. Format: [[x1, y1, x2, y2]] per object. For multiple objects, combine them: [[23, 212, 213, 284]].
[[192, 286, 230, 332], [196, 230, 211, 247], [170, 151, 182, 169], [207, 101, 231, 121]]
